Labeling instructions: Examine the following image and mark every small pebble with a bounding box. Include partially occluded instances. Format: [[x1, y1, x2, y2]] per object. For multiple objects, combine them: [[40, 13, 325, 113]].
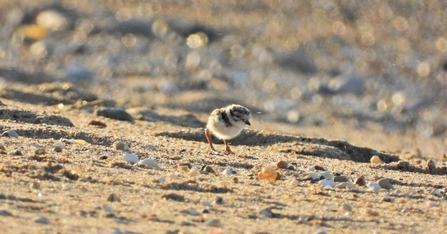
[[178, 165, 190, 172], [364, 209, 379, 216], [188, 168, 200, 177], [307, 166, 316, 171], [2, 130, 19, 138], [377, 178, 394, 190], [319, 171, 333, 180], [123, 153, 139, 164], [0, 143, 5, 150], [222, 168, 235, 176], [114, 141, 129, 151], [334, 175, 348, 182], [162, 193, 185, 202], [204, 165, 215, 173], [233, 177, 239, 183], [30, 181, 40, 191], [309, 173, 320, 180], [276, 160, 288, 169], [370, 155, 383, 164], [425, 160, 436, 172], [156, 177, 165, 183], [99, 155, 108, 160], [96, 107, 133, 121], [107, 193, 121, 202], [214, 196, 223, 205], [342, 203, 352, 212], [258, 166, 278, 182], [366, 182, 381, 193], [431, 189, 443, 197], [102, 204, 114, 214], [54, 145, 63, 152], [354, 176, 366, 186], [144, 144, 157, 151], [335, 182, 355, 189], [201, 201, 212, 207], [138, 158, 159, 169], [314, 165, 326, 171], [186, 208, 200, 216], [34, 215, 50, 224], [8, 150, 22, 156], [205, 219, 221, 227], [35, 148, 45, 155], [88, 120, 107, 128], [0, 210, 13, 217], [318, 179, 335, 187], [289, 178, 299, 186], [259, 208, 274, 218], [440, 216, 447, 226], [426, 201, 438, 207]]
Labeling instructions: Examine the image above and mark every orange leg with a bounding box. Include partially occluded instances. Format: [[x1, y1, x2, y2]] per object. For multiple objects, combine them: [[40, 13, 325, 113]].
[[223, 140, 235, 154], [205, 128, 217, 152]]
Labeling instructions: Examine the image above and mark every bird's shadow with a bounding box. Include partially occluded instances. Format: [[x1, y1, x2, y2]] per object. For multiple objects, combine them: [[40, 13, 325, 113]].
[[155, 128, 400, 163]]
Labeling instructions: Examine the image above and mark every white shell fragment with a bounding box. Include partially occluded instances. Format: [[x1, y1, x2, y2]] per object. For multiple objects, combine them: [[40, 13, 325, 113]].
[[370, 155, 383, 164], [222, 168, 235, 176], [123, 153, 139, 164], [319, 179, 335, 187], [138, 158, 160, 169], [319, 171, 333, 180], [367, 182, 381, 193], [309, 173, 320, 180]]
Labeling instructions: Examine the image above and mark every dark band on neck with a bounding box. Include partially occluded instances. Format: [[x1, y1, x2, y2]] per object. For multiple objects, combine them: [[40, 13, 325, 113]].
[[221, 112, 232, 127]]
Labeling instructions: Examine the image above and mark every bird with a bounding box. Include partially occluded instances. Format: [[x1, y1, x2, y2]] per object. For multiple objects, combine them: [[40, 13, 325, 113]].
[[205, 104, 251, 154]]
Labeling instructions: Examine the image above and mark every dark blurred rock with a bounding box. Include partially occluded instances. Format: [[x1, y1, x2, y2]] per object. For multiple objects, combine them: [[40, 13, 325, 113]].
[[272, 49, 317, 74], [96, 107, 133, 122]]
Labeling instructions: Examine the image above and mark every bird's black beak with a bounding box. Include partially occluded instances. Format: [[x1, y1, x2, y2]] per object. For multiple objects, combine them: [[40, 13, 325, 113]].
[[245, 120, 251, 125]]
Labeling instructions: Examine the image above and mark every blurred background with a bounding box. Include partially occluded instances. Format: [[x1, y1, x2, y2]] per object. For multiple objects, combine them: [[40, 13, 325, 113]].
[[1, 0, 447, 154]]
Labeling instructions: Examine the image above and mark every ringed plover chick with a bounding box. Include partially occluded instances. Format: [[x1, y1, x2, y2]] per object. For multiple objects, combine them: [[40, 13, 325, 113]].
[[205, 104, 251, 154]]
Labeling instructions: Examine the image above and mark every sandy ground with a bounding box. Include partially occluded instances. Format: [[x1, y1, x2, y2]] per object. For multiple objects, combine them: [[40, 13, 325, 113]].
[[0, 82, 446, 234]]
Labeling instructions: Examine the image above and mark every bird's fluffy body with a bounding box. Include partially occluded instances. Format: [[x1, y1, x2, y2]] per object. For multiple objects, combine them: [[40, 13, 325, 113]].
[[205, 104, 251, 154], [206, 104, 251, 140]]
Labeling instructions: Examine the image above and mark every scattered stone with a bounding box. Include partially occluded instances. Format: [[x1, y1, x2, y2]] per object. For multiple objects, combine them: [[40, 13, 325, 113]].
[[188, 167, 200, 177], [186, 208, 200, 216], [156, 177, 165, 183], [370, 155, 383, 164], [138, 158, 160, 169], [107, 193, 121, 202], [426, 201, 438, 207], [203, 165, 215, 173], [29, 181, 40, 191], [276, 160, 288, 169], [114, 141, 129, 151], [96, 107, 133, 121], [178, 164, 190, 172], [366, 182, 381, 193], [364, 209, 379, 216], [431, 189, 443, 197], [88, 120, 107, 128], [382, 194, 394, 202], [201, 201, 212, 207], [36, 10, 69, 31], [440, 216, 447, 226], [123, 153, 139, 164], [8, 150, 22, 156], [307, 166, 316, 171], [319, 171, 333, 180], [34, 215, 50, 224], [0, 143, 5, 150], [35, 148, 45, 155], [99, 155, 108, 160], [2, 130, 19, 138], [335, 182, 355, 189], [377, 178, 394, 190], [289, 178, 299, 186], [425, 160, 436, 173], [222, 168, 235, 176], [314, 165, 326, 171], [205, 219, 221, 227], [314, 230, 328, 234], [0, 210, 13, 217], [162, 193, 185, 202], [318, 179, 335, 187], [54, 145, 63, 152], [213, 196, 223, 205], [233, 177, 239, 183], [144, 144, 157, 151], [259, 208, 274, 218], [258, 166, 278, 182], [309, 173, 320, 181], [334, 175, 348, 182], [342, 203, 352, 212], [354, 176, 366, 186], [102, 204, 114, 215]]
